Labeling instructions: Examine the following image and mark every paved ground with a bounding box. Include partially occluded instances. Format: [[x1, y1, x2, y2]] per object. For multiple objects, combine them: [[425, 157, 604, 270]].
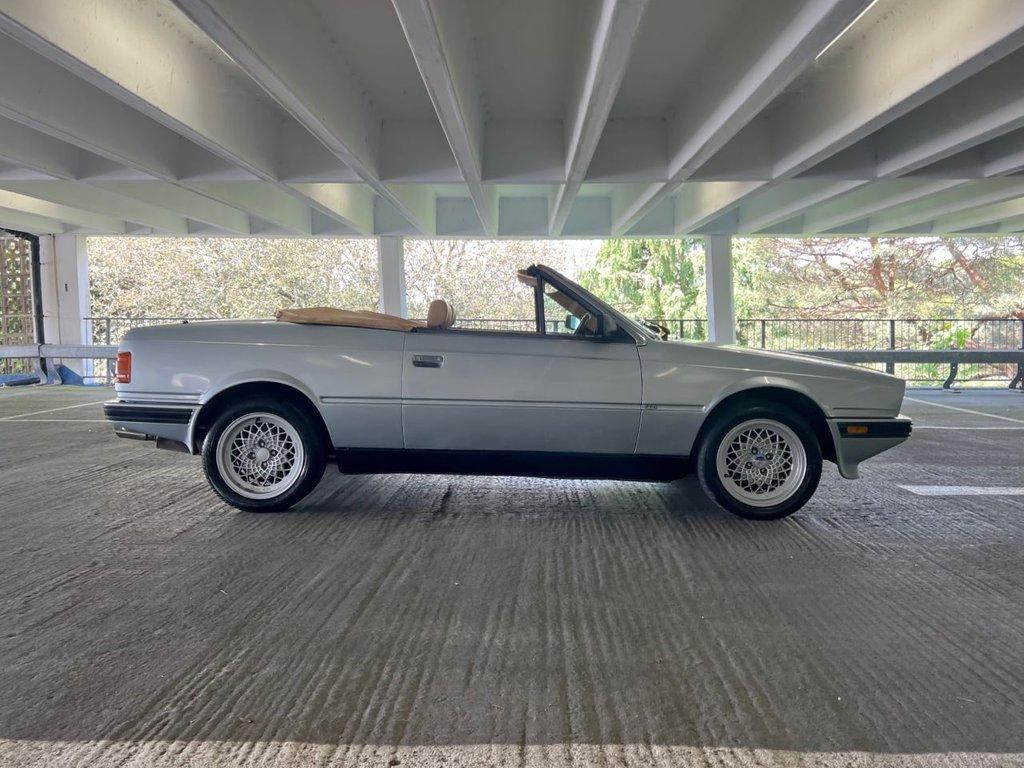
[[1, 386, 1023, 767]]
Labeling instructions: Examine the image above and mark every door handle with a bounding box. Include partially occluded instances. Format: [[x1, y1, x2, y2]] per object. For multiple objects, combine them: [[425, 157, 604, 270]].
[[412, 354, 444, 368]]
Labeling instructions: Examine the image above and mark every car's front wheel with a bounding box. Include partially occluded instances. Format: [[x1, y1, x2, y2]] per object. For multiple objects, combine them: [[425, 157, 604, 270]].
[[696, 404, 822, 520], [201, 397, 326, 512]]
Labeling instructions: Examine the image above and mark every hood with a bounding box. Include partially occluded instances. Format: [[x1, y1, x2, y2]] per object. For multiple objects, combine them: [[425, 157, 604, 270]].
[[645, 339, 906, 416], [680, 341, 898, 382]]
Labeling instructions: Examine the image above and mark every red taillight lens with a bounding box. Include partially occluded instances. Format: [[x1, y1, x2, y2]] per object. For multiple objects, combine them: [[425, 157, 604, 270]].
[[115, 351, 131, 384]]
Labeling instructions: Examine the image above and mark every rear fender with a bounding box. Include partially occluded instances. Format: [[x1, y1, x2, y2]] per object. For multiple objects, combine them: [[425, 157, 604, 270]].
[[186, 370, 321, 453]]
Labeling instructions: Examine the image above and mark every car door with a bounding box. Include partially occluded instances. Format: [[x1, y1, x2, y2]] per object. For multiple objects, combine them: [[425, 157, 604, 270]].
[[402, 288, 642, 455]]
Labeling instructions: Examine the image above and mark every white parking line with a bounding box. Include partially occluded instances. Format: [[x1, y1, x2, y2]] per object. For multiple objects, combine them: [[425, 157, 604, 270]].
[[904, 396, 1024, 425], [0, 400, 108, 421], [900, 485, 1024, 496], [913, 425, 1024, 430], [0, 418, 108, 423]]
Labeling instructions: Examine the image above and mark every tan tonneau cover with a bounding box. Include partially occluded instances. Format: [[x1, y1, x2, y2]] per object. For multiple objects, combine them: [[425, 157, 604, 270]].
[[275, 307, 425, 332]]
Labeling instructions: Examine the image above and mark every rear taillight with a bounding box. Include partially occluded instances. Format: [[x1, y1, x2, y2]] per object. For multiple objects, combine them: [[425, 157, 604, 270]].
[[115, 351, 131, 384]]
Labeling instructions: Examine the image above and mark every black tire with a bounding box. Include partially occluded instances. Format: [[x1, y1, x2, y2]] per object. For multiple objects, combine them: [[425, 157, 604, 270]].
[[201, 396, 326, 512], [696, 404, 822, 520]]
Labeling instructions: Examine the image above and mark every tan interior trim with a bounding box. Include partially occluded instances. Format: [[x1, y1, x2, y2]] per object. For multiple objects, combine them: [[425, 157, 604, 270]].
[[276, 307, 425, 332]]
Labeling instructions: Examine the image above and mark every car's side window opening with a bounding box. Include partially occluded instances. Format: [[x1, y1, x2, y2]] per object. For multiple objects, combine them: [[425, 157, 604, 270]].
[[416, 265, 630, 342], [436, 271, 539, 335], [542, 284, 598, 337]]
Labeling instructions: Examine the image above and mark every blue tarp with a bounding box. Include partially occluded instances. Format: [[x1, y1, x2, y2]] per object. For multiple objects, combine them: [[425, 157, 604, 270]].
[[0, 373, 37, 386]]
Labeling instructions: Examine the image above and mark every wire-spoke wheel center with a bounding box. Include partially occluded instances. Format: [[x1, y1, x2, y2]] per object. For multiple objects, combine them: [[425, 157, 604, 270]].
[[715, 419, 807, 508], [216, 412, 306, 500]]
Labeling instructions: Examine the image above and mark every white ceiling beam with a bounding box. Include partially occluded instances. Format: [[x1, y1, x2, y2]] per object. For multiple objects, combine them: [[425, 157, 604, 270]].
[[0, 34, 186, 179], [392, 0, 498, 235], [89, 182, 252, 235], [0, 181, 190, 234], [0, 189, 125, 233], [171, 0, 431, 234], [868, 179, 1024, 234], [378, 119, 463, 183], [186, 183, 312, 235], [0, 31, 321, 234], [587, 118, 668, 183], [0, 208, 66, 235], [673, 181, 766, 235], [0, 1, 364, 234], [761, 0, 1024, 181], [288, 184, 375, 236], [992, 215, 1024, 234], [613, 0, 874, 234], [0, 115, 84, 179], [932, 196, 1024, 234], [0, 159, 53, 181], [737, 180, 867, 233], [383, 185, 437, 237], [278, 120, 359, 184], [979, 129, 1024, 177], [0, 0, 281, 176], [802, 180, 964, 233], [547, 0, 648, 235], [873, 48, 1024, 178]]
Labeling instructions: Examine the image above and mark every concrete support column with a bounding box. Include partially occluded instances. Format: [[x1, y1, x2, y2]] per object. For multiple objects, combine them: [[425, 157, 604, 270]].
[[377, 235, 407, 317], [704, 234, 736, 345], [39, 234, 91, 376]]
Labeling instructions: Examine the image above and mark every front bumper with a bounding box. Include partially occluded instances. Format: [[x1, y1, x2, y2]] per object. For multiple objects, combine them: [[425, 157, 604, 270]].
[[104, 400, 196, 452], [828, 414, 912, 479]]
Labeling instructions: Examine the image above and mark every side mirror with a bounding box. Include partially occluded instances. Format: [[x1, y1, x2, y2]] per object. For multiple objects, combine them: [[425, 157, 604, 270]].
[[564, 314, 578, 331], [643, 319, 670, 340]]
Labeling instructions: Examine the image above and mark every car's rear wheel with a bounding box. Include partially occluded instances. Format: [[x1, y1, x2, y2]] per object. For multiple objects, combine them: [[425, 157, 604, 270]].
[[697, 404, 821, 520], [202, 397, 326, 512]]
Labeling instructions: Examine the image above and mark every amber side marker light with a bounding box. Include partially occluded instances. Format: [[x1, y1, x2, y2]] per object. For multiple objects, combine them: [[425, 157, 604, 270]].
[[845, 425, 870, 435], [115, 351, 131, 384]]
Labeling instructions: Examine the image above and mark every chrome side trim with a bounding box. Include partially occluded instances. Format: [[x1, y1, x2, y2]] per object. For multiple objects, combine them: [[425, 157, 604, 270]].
[[321, 396, 401, 405], [401, 398, 638, 410]]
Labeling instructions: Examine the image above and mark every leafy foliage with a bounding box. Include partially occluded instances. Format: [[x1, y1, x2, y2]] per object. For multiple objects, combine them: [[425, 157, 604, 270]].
[[734, 236, 1024, 319], [403, 239, 599, 319], [87, 236, 1024, 327], [577, 239, 704, 320], [88, 238, 380, 319]]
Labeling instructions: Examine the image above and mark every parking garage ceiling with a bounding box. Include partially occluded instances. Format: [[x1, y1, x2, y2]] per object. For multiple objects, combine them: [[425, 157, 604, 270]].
[[0, 0, 1023, 239]]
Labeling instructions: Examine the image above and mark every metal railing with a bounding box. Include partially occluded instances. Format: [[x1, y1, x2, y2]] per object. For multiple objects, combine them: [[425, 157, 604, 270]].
[[2, 315, 1019, 388], [83, 315, 1023, 348], [730, 317, 1024, 385], [86, 316, 217, 346], [734, 317, 1024, 353]]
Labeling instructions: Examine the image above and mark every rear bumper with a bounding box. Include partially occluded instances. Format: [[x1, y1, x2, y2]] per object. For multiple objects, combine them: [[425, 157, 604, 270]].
[[104, 400, 196, 452], [828, 415, 912, 479]]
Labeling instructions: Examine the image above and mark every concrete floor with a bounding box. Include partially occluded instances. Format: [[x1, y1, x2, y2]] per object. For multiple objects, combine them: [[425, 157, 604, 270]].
[[1, 386, 1023, 767]]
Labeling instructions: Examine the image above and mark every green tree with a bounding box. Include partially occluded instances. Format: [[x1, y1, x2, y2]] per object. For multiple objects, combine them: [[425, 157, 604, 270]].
[[732, 236, 1024, 319], [88, 238, 380, 320], [578, 239, 704, 320]]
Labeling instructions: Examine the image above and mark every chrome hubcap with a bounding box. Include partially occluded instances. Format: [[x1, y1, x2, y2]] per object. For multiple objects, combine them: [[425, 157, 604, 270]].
[[715, 419, 807, 507], [215, 412, 305, 500]]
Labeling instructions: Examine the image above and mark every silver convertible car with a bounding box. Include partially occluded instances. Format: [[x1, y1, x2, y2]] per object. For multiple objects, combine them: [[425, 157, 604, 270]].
[[104, 264, 910, 520]]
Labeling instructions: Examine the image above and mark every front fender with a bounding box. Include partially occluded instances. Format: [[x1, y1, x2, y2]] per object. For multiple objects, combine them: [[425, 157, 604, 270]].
[[704, 375, 832, 418]]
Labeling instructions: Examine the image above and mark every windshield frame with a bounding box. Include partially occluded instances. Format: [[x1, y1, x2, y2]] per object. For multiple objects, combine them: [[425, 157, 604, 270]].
[[529, 264, 658, 343]]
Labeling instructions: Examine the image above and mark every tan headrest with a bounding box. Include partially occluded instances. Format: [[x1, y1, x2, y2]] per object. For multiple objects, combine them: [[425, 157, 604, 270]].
[[426, 299, 456, 329]]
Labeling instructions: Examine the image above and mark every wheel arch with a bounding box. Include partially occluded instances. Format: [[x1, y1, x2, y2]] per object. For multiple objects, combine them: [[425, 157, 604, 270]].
[[189, 376, 331, 455], [694, 384, 836, 464]]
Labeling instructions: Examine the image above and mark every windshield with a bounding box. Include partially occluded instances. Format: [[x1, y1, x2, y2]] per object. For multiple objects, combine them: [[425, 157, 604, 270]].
[[532, 265, 658, 341]]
